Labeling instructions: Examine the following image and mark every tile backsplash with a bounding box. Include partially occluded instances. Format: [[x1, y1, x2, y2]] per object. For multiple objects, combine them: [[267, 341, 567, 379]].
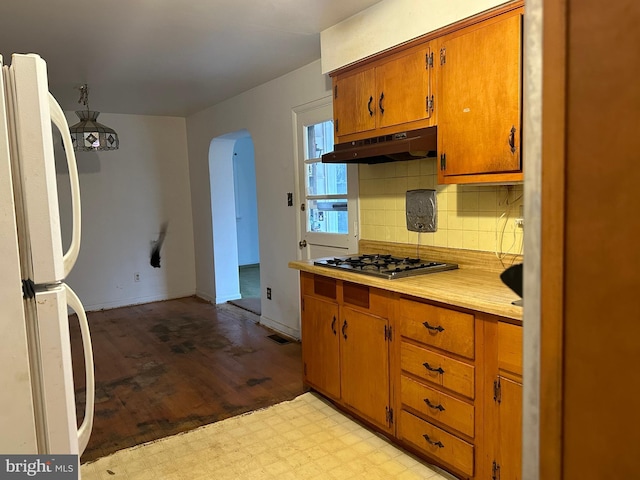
[[358, 158, 524, 254]]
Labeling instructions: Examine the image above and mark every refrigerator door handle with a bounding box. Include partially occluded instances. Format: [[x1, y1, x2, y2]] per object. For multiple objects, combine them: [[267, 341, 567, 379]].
[[49, 94, 81, 276], [65, 284, 94, 455]]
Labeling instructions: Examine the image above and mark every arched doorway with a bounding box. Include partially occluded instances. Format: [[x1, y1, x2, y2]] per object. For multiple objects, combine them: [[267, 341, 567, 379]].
[[208, 130, 259, 306]]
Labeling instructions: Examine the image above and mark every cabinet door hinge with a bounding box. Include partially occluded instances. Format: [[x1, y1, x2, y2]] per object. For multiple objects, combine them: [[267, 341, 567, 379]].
[[385, 406, 394, 425], [334, 85, 338, 99], [426, 95, 434, 113], [426, 52, 434, 69], [440, 153, 446, 171], [494, 377, 502, 404], [492, 460, 501, 480], [440, 47, 446, 65], [384, 325, 393, 341]]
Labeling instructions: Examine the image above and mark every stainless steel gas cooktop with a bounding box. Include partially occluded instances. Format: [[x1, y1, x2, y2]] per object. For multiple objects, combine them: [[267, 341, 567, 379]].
[[313, 254, 458, 280]]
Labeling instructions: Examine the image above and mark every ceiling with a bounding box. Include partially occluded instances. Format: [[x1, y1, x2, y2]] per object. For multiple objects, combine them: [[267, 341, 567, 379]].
[[0, 0, 382, 117]]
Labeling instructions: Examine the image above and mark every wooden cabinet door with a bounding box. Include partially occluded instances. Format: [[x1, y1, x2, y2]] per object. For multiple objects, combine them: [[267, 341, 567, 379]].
[[301, 295, 341, 399], [376, 45, 433, 129], [439, 12, 522, 179], [333, 69, 376, 137], [340, 306, 390, 430], [497, 376, 523, 480]]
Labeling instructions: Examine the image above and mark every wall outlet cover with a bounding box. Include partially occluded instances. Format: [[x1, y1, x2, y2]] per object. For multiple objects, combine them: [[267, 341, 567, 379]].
[[406, 189, 437, 232]]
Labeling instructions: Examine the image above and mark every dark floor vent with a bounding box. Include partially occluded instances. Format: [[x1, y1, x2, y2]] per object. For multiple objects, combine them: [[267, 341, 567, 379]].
[[267, 334, 291, 345]]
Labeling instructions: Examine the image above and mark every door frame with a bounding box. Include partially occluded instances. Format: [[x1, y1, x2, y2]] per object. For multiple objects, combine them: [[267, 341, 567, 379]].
[[292, 97, 359, 260]]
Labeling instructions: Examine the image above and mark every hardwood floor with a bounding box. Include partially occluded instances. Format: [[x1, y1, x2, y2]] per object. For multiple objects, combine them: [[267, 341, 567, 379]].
[[68, 296, 304, 463]]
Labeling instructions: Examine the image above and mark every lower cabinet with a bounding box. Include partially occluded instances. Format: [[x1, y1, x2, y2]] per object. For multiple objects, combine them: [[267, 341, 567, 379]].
[[299, 272, 523, 479], [300, 272, 393, 433], [395, 296, 477, 479], [483, 318, 524, 480]]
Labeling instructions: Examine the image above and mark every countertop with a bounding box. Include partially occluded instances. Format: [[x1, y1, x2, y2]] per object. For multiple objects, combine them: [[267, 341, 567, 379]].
[[289, 259, 523, 323]]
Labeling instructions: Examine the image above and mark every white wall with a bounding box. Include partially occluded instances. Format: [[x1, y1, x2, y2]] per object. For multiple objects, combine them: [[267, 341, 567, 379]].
[[186, 60, 332, 338], [321, 0, 509, 73], [233, 137, 259, 266], [56, 113, 196, 311]]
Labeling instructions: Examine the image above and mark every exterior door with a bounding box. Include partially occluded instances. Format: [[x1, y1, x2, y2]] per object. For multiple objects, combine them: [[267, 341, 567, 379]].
[[294, 99, 359, 259]]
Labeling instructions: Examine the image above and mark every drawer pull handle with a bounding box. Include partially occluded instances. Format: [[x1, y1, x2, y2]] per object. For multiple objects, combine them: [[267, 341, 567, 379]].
[[342, 319, 348, 340], [424, 398, 445, 411], [422, 434, 444, 448], [422, 321, 445, 333], [423, 362, 445, 375], [331, 316, 337, 335]]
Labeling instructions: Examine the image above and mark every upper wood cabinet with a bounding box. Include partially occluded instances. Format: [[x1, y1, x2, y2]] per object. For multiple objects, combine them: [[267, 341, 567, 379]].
[[438, 9, 523, 184], [332, 44, 435, 143]]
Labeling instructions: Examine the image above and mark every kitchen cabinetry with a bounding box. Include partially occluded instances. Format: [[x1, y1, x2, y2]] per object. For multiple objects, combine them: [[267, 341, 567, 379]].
[[438, 9, 523, 184], [332, 44, 435, 142], [483, 318, 523, 480], [300, 272, 393, 432], [395, 297, 477, 479], [298, 270, 523, 479]]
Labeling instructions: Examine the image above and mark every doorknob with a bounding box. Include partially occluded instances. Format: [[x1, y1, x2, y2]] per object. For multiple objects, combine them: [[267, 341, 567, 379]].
[[299, 240, 307, 248], [300, 203, 306, 211]]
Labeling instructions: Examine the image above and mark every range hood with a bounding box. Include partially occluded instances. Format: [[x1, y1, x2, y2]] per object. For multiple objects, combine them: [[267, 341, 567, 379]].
[[322, 126, 437, 164]]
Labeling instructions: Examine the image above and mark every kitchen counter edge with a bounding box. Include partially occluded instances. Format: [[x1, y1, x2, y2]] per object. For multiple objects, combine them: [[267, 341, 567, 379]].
[[289, 259, 523, 323]]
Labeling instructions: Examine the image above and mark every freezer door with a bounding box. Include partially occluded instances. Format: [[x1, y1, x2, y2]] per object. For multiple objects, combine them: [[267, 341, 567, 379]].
[[7, 54, 83, 284], [0, 55, 39, 453], [32, 286, 79, 454]]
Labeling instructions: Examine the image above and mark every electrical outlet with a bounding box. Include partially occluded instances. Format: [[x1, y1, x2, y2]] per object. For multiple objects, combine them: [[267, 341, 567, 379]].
[[134, 272, 141, 282], [515, 218, 524, 228], [266, 287, 272, 300]]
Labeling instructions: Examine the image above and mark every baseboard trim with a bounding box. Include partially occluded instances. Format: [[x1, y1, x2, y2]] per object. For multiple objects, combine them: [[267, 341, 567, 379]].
[[259, 315, 300, 341], [83, 290, 196, 312]]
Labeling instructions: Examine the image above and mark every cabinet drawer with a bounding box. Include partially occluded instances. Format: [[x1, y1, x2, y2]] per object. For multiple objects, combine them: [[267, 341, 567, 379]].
[[399, 410, 474, 477], [401, 342, 475, 399], [398, 299, 475, 359], [400, 375, 474, 438]]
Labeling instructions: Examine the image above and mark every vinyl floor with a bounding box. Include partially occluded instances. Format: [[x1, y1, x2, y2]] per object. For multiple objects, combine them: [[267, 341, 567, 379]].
[[81, 392, 456, 480]]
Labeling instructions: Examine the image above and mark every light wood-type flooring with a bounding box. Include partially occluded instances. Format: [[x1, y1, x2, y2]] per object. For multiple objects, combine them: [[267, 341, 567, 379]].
[[68, 296, 304, 463]]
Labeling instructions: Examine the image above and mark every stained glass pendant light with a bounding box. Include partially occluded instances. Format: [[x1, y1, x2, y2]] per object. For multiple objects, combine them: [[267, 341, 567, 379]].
[[69, 84, 119, 151]]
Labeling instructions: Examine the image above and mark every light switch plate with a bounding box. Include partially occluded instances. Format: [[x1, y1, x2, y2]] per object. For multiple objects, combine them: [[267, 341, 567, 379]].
[[406, 189, 437, 232]]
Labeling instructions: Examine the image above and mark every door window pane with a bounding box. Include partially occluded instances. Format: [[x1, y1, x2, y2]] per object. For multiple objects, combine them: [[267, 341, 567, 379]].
[[306, 162, 347, 196], [307, 199, 348, 233], [305, 121, 334, 160]]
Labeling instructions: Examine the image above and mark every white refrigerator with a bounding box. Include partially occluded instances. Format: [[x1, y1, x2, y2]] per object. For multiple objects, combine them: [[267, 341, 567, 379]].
[[0, 53, 95, 457]]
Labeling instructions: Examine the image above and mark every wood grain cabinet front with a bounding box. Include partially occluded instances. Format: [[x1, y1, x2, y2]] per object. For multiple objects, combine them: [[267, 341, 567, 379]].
[[300, 272, 394, 433], [298, 271, 524, 480], [398, 298, 475, 359], [399, 410, 475, 478], [438, 8, 524, 184], [332, 43, 435, 143]]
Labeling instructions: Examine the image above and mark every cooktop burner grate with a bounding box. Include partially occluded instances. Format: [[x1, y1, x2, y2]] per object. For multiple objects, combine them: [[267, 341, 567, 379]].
[[314, 254, 458, 279]]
